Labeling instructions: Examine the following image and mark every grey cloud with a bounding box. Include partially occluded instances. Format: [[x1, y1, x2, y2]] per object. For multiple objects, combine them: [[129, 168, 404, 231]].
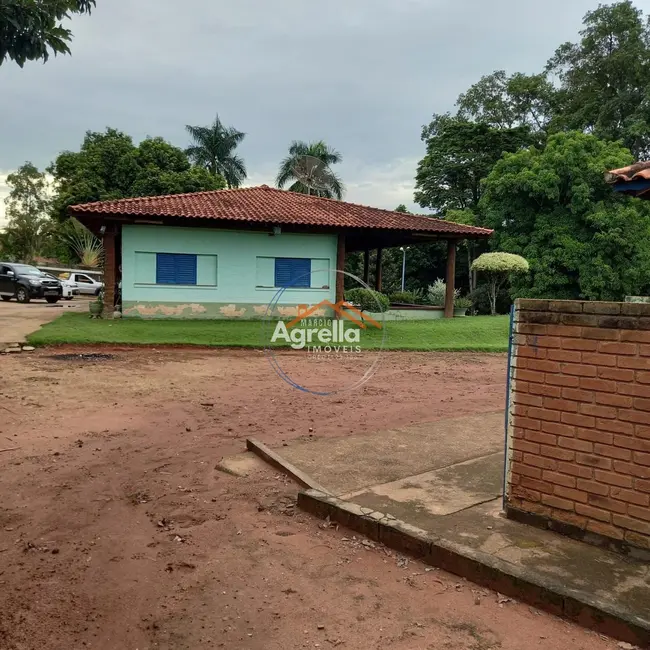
[[0, 0, 616, 221]]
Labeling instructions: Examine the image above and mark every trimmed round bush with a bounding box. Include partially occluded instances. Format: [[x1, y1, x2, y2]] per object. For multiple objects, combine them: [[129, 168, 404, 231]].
[[471, 252, 529, 274], [345, 288, 390, 313], [471, 252, 529, 315]]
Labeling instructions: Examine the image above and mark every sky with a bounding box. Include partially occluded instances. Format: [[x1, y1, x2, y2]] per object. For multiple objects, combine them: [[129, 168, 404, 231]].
[[0, 0, 624, 227]]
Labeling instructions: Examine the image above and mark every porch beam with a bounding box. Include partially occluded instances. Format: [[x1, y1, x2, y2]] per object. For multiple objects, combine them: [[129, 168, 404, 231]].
[[375, 248, 383, 292], [363, 249, 370, 285], [444, 239, 456, 318], [102, 227, 117, 317], [336, 233, 346, 305]]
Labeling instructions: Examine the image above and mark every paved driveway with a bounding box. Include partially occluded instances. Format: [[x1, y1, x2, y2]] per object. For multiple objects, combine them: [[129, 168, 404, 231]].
[[0, 299, 85, 345]]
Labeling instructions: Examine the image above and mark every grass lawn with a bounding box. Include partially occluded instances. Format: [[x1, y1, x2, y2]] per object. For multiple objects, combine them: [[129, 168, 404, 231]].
[[27, 312, 510, 352]]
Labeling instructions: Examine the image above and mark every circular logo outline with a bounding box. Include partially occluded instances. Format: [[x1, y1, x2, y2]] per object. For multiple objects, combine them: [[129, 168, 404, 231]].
[[261, 269, 387, 396]]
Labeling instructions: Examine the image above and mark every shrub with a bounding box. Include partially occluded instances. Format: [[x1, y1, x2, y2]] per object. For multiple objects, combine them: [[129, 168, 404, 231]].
[[388, 289, 424, 305], [427, 279, 459, 306], [345, 288, 390, 313], [471, 252, 529, 315]]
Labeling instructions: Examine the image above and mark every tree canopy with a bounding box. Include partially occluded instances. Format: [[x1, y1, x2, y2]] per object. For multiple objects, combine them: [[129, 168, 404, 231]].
[[547, 0, 650, 157], [414, 115, 533, 214], [49, 128, 226, 220], [480, 131, 650, 301], [185, 115, 247, 188], [410, 1, 650, 310], [276, 140, 345, 200], [0, 0, 95, 67], [0, 163, 52, 262]]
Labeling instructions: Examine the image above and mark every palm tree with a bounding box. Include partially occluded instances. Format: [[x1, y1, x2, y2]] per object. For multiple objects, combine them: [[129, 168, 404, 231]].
[[185, 115, 247, 188], [276, 140, 345, 199]]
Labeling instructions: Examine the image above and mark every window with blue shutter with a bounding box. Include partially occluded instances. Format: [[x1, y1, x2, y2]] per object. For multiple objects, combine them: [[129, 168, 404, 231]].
[[156, 253, 198, 285], [274, 258, 311, 288]]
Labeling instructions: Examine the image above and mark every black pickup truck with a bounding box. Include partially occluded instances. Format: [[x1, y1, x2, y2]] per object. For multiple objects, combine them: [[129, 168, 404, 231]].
[[0, 263, 63, 304]]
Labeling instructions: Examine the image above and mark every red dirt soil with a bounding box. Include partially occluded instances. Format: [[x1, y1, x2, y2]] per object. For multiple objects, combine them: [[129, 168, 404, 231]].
[[0, 349, 620, 649]]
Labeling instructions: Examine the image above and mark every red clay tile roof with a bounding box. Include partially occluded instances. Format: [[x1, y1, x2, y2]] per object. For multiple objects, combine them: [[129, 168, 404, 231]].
[[605, 161, 650, 183], [69, 185, 492, 238]]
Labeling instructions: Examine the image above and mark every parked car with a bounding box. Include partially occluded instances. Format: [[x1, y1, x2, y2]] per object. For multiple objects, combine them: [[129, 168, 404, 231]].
[[0, 263, 63, 303], [65, 272, 103, 296], [43, 273, 79, 300]]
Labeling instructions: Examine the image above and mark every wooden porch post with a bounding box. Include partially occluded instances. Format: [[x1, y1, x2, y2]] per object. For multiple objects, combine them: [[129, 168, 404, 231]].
[[336, 233, 346, 306], [363, 249, 370, 285], [102, 227, 116, 317], [375, 248, 383, 292], [444, 239, 457, 318]]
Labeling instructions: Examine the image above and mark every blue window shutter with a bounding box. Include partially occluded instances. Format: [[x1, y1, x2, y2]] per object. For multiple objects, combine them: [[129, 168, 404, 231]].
[[274, 258, 311, 288], [156, 253, 197, 285]]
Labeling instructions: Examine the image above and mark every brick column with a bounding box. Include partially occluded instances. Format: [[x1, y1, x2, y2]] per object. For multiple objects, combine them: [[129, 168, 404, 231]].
[[506, 299, 650, 554]]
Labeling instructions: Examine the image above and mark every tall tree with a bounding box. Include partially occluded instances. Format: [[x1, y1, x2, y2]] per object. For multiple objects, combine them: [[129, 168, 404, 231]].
[[49, 128, 226, 220], [414, 114, 533, 213], [480, 131, 650, 301], [185, 115, 247, 188], [1, 0, 95, 67], [1, 163, 52, 262], [276, 140, 344, 200], [456, 70, 555, 137], [547, 1, 650, 157]]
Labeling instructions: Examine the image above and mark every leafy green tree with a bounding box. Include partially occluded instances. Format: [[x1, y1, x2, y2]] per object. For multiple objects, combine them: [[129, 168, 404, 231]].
[[480, 131, 650, 301], [457, 70, 555, 136], [49, 129, 226, 220], [471, 252, 529, 315], [185, 115, 247, 188], [1, 0, 95, 67], [0, 163, 52, 262], [547, 1, 650, 157], [276, 141, 344, 199], [414, 115, 533, 213]]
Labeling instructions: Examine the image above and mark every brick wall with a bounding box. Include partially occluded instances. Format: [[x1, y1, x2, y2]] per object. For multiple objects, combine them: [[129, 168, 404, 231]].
[[506, 299, 650, 552]]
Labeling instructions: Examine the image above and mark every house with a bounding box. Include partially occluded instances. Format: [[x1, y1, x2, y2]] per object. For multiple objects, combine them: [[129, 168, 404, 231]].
[[69, 186, 492, 319], [606, 161, 650, 198]]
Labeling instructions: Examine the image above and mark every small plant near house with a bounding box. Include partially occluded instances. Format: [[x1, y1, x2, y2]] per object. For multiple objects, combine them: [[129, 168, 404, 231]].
[[89, 291, 103, 318], [65, 219, 104, 268], [453, 295, 473, 317], [454, 296, 472, 309], [344, 288, 390, 313], [471, 252, 529, 315], [427, 279, 459, 306]]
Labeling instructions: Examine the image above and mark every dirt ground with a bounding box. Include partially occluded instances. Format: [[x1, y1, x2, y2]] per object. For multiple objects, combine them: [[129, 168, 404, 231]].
[[0, 348, 621, 650]]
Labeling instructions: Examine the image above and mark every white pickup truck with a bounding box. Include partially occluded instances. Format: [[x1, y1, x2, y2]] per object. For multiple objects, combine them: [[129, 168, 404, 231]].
[[60, 272, 103, 296]]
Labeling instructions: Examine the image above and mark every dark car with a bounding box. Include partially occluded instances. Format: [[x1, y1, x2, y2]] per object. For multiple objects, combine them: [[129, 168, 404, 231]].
[[0, 263, 63, 304]]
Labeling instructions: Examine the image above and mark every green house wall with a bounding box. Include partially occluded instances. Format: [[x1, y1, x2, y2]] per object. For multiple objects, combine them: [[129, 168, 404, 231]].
[[121, 225, 338, 319]]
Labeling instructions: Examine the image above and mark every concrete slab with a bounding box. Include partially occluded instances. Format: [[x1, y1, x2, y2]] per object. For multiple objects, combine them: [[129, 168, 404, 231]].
[[299, 489, 650, 646], [215, 452, 266, 477], [276, 411, 504, 495], [344, 452, 503, 516], [252, 411, 650, 644]]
